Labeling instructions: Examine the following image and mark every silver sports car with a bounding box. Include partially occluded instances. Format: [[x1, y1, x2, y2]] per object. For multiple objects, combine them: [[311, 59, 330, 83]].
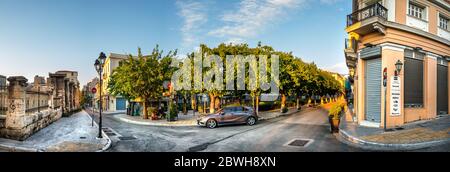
[[197, 106, 258, 129]]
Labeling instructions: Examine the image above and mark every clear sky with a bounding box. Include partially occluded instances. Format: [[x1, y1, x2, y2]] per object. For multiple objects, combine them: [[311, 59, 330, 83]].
[[0, 0, 351, 85]]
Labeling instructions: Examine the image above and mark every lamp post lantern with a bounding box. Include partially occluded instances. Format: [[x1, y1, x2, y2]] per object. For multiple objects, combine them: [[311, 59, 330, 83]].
[[395, 60, 403, 76], [94, 52, 106, 138]]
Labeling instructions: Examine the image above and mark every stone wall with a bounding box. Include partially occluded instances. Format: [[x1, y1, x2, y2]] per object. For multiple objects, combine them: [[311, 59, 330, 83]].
[[0, 108, 61, 141], [0, 76, 62, 141]]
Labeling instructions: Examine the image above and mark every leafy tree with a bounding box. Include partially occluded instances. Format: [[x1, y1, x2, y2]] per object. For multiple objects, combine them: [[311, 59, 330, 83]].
[[108, 45, 177, 119]]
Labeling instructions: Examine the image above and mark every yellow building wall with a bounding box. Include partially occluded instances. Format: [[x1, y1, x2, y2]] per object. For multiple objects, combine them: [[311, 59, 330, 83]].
[[356, 58, 366, 125]]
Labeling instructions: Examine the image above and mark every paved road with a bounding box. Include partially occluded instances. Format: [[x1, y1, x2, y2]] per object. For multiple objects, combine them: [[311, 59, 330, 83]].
[[87, 107, 356, 152], [87, 107, 449, 152]]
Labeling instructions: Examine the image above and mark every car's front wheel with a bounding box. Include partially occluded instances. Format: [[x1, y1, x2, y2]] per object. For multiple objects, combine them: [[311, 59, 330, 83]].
[[206, 119, 217, 129], [246, 117, 256, 126]]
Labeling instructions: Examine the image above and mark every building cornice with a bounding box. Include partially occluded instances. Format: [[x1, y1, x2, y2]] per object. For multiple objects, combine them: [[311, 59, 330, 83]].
[[385, 21, 450, 46], [430, 0, 450, 12]]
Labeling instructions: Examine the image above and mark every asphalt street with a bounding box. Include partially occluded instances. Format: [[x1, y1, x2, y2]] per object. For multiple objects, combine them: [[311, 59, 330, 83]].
[[88, 107, 363, 152]]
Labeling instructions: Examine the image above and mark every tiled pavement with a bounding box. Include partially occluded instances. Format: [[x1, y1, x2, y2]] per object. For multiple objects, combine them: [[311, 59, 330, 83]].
[[339, 115, 450, 150], [361, 127, 450, 144], [0, 110, 110, 152]]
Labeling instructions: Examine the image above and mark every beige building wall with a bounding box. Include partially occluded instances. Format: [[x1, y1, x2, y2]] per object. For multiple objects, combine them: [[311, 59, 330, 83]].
[[356, 58, 365, 125], [381, 48, 405, 127], [349, 0, 449, 128]]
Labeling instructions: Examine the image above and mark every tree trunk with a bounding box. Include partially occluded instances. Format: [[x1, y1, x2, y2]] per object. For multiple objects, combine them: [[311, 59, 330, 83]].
[[252, 95, 255, 110], [183, 95, 187, 115], [255, 94, 259, 116], [191, 94, 196, 116], [296, 97, 300, 110], [142, 100, 148, 119], [209, 93, 215, 114], [281, 93, 286, 111], [191, 94, 196, 110], [214, 97, 221, 110]]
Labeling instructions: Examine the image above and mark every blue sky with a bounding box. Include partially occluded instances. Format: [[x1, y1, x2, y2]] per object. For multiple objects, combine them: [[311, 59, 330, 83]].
[[0, 0, 351, 85]]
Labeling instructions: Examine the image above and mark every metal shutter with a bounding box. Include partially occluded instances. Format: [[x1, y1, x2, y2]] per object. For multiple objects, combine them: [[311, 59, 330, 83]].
[[365, 58, 382, 122], [404, 57, 424, 106], [116, 98, 126, 110], [437, 63, 448, 115]]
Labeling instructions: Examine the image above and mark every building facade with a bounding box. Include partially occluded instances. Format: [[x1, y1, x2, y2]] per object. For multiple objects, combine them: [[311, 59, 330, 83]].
[[345, 0, 450, 128], [101, 53, 129, 111], [47, 70, 81, 114], [0, 75, 7, 115], [83, 77, 99, 108]]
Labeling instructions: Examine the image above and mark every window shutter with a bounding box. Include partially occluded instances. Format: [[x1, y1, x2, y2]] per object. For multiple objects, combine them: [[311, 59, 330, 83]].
[[404, 56, 424, 107]]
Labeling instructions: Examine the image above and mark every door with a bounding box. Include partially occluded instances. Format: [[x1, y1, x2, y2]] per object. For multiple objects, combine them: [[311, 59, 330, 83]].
[[365, 58, 382, 122], [116, 98, 126, 111], [437, 64, 448, 115]]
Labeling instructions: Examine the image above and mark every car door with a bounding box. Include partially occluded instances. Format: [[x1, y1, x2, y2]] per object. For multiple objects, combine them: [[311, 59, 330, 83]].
[[220, 107, 235, 124], [230, 107, 247, 123]]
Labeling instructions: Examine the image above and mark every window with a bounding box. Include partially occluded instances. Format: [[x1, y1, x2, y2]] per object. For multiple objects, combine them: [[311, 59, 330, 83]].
[[404, 49, 424, 107], [408, 2, 425, 20], [439, 14, 449, 31]]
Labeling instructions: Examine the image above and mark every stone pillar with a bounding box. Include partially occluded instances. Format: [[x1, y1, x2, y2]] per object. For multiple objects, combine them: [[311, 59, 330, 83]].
[[70, 82, 74, 111], [57, 77, 64, 110], [64, 79, 69, 113], [4, 76, 30, 140]]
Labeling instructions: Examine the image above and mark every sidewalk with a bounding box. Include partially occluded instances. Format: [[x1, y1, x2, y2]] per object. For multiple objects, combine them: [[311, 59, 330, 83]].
[[0, 110, 111, 152], [112, 107, 299, 127], [338, 115, 450, 151]]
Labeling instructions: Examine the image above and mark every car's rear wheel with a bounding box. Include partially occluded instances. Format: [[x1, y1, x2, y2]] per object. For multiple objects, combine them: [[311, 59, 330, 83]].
[[206, 119, 217, 129], [246, 117, 256, 126]]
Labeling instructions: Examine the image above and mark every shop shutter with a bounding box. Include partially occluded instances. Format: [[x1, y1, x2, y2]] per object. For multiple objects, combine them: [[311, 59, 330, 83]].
[[404, 56, 424, 107], [365, 58, 382, 122]]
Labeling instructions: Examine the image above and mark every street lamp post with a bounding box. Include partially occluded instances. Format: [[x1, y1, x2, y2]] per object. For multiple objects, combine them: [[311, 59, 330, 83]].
[[94, 52, 106, 138]]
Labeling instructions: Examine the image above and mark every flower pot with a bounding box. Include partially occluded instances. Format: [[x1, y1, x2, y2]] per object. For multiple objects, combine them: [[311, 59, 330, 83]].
[[328, 117, 340, 133], [151, 112, 158, 120]]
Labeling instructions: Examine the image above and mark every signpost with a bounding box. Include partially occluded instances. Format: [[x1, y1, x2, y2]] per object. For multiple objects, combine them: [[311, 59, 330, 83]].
[[390, 76, 401, 116]]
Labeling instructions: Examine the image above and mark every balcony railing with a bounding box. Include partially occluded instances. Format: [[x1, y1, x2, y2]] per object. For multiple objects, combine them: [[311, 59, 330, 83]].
[[347, 3, 388, 27]]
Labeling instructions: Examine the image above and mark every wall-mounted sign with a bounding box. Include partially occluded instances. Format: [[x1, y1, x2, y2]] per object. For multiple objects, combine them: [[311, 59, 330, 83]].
[[390, 76, 401, 116]]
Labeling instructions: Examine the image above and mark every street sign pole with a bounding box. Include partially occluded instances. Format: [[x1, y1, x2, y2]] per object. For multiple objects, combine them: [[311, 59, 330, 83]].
[[91, 87, 97, 128], [92, 97, 94, 127]]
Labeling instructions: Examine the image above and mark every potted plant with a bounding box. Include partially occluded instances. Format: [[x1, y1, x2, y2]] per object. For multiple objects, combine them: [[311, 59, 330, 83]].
[[149, 107, 158, 120], [281, 106, 288, 113], [168, 103, 178, 122], [328, 103, 344, 133]]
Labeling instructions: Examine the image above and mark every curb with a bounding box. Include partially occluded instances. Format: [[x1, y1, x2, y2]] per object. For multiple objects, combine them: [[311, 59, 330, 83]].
[[114, 114, 198, 127], [0, 143, 43, 152], [114, 108, 300, 127], [258, 108, 298, 121], [84, 110, 112, 152], [338, 128, 450, 151]]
